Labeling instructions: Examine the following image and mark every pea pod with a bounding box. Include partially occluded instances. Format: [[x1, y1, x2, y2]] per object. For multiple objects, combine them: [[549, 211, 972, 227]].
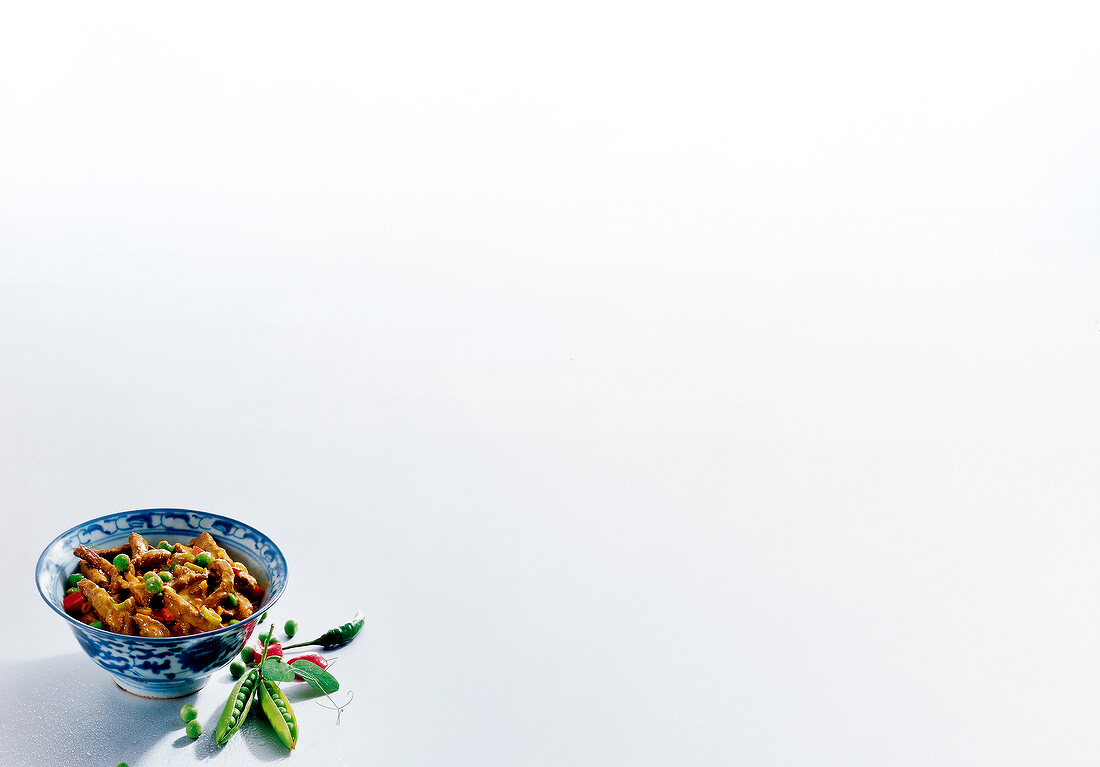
[[215, 667, 259, 745], [259, 678, 298, 749], [283, 610, 365, 649]]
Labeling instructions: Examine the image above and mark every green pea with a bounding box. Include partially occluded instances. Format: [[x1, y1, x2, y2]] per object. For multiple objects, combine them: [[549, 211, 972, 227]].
[[113, 553, 131, 572], [157, 540, 172, 551], [67, 573, 83, 588], [90, 620, 104, 629], [118, 763, 130, 767], [186, 719, 202, 739], [144, 575, 163, 594], [223, 593, 238, 609], [230, 661, 246, 679], [180, 704, 198, 723], [284, 619, 298, 638], [241, 646, 255, 663], [194, 551, 214, 567], [158, 570, 173, 582]]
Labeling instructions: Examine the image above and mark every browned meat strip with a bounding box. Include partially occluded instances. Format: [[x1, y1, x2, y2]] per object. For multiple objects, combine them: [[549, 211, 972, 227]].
[[128, 532, 150, 558], [163, 586, 220, 631], [133, 612, 171, 637], [133, 549, 171, 570], [79, 560, 108, 588], [232, 564, 263, 599], [169, 566, 204, 592], [79, 579, 134, 634], [75, 545, 119, 581], [203, 559, 235, 608], [230, 591, 254, 619], [190, 531, 229, 560]]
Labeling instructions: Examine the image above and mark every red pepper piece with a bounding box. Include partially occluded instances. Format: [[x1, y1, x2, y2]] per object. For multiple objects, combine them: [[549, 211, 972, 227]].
[[286, 653, 329, 680], [248, 641, 283, 664], [63, 592, 85, 611]]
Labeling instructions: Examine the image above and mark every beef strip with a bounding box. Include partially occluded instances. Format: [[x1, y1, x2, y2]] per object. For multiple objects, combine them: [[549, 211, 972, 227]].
[[190, 531, 229, 560], [78, 578, 134, 634], [203, 560, 235, 608], [163, 586, 221, 632], [133, 549, 171, 570], [75, 545, 123, 592], [79, 560, 108, 588], [128, 532, 150, 558], [133, 612, 171, 637], [230, 591, 254, 619], [169, 566, 204, 592], [232, 563, 263, 599]]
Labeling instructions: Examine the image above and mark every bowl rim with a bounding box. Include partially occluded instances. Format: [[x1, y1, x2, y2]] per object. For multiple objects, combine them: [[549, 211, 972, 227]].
[[36, 507, 288, 643]]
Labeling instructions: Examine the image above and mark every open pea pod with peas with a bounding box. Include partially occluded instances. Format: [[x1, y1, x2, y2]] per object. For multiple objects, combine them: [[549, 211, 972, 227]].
[[215, 615, 359, 749]]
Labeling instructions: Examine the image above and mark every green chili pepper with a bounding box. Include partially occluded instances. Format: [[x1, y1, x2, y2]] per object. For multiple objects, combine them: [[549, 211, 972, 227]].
[[67, 573, 83, 588], [157, 540, 172, 551], [90, 620, 104, 629], [259, 678, 297, 749], [283, 610, 365, 649], [215, 667, 259, 745], [223, 593, 238, 609]]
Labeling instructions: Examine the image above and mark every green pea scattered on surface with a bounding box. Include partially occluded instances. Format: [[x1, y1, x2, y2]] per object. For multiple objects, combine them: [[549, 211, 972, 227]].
[[194, 551, 214, 567], [91, 620, 104, 629], [186, 719, 202, 739], [230, 660, 246, 678], [180, 704, 198, 723], [284, 619, 298, 638], [241, 646, 255, 663], [113, 553, 131, 572], [67, 573, 83, 588], [118, 762, 129, 767]]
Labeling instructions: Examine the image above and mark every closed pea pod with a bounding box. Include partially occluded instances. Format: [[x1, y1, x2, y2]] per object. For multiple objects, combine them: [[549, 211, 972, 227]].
[[259, 678, 297, 749], [215, 667, 259, 745]]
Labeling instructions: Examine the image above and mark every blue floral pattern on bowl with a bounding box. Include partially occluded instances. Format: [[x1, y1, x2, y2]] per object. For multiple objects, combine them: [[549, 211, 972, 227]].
[[36, 509, 288, 698]]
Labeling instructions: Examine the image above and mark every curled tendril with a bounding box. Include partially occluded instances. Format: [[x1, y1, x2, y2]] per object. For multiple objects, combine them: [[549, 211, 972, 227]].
[[315, 690, 355, 725]]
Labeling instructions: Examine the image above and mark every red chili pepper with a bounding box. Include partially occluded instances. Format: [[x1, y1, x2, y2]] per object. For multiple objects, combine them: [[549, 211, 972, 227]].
[[62, 592, 85, 611], [192, 546, 204, 555], [286, 653, 329, 681], [248, 641, 283, 664]]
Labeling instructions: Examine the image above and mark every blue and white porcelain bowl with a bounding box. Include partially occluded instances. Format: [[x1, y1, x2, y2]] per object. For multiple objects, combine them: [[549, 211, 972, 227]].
[[36, 508, 288, 698]]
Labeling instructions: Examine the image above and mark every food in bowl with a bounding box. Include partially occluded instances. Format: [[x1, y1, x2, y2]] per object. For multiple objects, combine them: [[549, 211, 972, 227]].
[[62, 530, 264, 637], [37, 508, 288, 697]]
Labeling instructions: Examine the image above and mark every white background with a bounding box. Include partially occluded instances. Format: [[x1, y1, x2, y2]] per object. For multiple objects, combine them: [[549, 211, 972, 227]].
[[2, 2, 1099, 765]]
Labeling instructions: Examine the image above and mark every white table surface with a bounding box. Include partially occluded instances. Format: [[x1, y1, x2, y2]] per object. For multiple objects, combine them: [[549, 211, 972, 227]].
[[2, 2, 1099, 765]]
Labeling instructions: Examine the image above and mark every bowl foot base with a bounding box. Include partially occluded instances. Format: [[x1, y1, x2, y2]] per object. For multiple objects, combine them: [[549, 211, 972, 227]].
[[113, 675, 210, 698]]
